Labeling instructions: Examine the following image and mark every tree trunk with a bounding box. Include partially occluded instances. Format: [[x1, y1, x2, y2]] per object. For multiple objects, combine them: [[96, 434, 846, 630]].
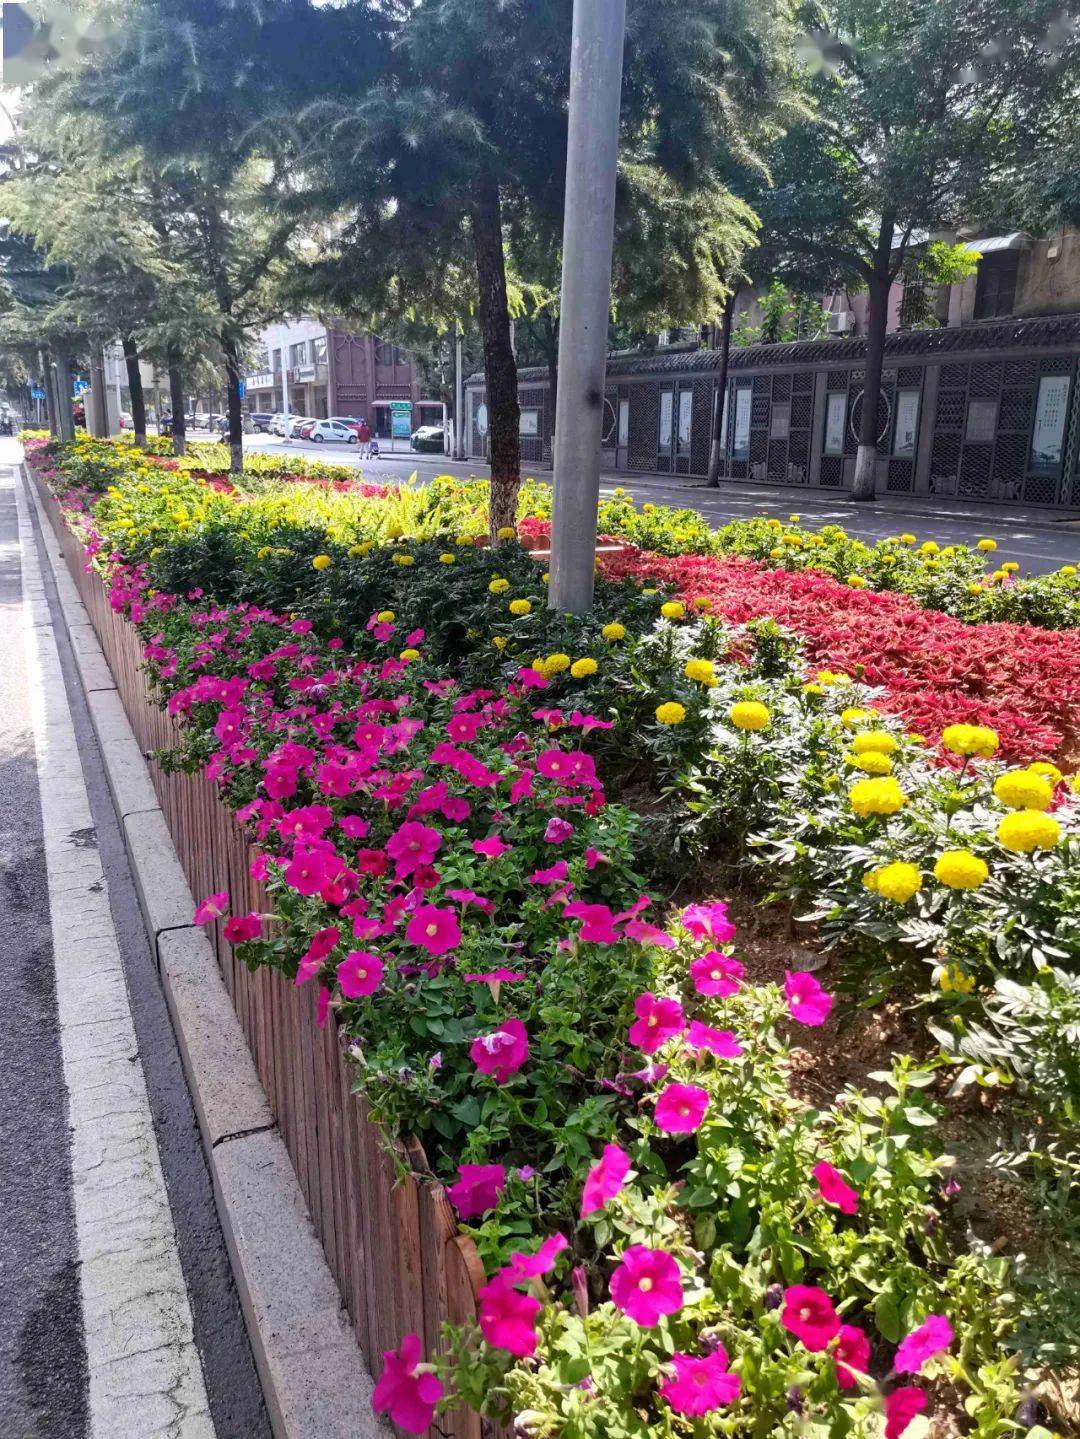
[[471, 172, 519, 538], [851, 212, 895, 502], [41, 347, 59, 438], [706, 288, 737, 487], [56, 355, 76, 442], [222, 336, 244, 474], [168, 348, 187, 457], [122, 336, 147, 447]]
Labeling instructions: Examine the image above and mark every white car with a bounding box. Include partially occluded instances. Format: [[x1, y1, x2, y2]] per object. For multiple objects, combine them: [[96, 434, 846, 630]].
[[269, 413, 290, 436], [308, 419, 358, 445]]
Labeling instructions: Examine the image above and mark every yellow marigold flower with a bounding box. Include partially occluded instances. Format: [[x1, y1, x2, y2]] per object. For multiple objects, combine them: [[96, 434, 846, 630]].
[[789, 513, 800, 522], [871, 861, 922, 903], [770, 546, 784, 559], [602, 622, 626, 641], [802, 682, 825, 695], [312, 554, 332, 571], [852, 731, 899, 756], [489, 577, 511, 594], [660, 600, 686, 620], [852, 751, 893, 775], [376, 610, 395, 623], [257, 545, 273, 559], [655, 701, 686, 726], [496, 526, 517, 540], [1027, 761, 1063, 785], [766, 518, 782, 529], [997, 810, 1061, 853], [385, 522, 404, 539], [849, 776, 907, 817], [541, 572, 550, 583], [398, 648, 420, 662], [544, 653, 571, 674], [392, 553, 415, 566], [684, 658, 717, 686], [993, 770, 1053, 811], [1061, 564, 1077, 577], [900, 533, 916, 545], [941, 724, 999, 759], [846, 574, 867, 589], [920, 541, 940, 555], [456, 534, 475, 546], [1001, 561, 1019, 574], [729, 700, 770, 732], [967, 583, 983, 596], [817, 670, 850, 688], [880, 554, 897, 566], [492, 636, 508, 651], [570, 657, 598, 679], [509, 599, 532, 616], [841, 707, 873, 729], [939, 964, 975, 994], [977, 538, 997, 552], [934, 850, 989, 890], [439, 553, 456, 564], [991, 568, 1006, 582]]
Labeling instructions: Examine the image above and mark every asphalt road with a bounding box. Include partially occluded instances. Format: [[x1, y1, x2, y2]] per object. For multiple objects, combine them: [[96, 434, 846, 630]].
[[0, 455, 270, 1438], [211, 431, 1080, 576]]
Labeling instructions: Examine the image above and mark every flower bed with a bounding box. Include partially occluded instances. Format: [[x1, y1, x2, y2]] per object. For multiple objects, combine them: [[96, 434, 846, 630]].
[[26, 435, 1080, 1438]]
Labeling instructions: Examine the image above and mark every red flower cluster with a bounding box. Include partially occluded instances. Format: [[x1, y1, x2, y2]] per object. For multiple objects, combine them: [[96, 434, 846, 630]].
[[589, 538, 1080, 763]]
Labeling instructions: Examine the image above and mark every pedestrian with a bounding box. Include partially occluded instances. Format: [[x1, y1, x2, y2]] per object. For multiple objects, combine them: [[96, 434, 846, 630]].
[[357, 417, 371, 458]]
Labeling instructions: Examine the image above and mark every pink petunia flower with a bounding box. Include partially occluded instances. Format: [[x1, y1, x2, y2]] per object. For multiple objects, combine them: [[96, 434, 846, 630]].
[[781, 1285, 841, 1352], [654, 1082, 710, 1134], [621, 919, 677, 949], [564, 901, 621, 945], [386, 821, 442, 877], [472, 834, 511, 858], [784, 970, 833, 1027], [584, 847, 608, 869], [659, 1346, 741, 1416], [193, 891, 229, 925], [405, 905, 462, 956], [813, 1161, 859, 1216], [628, 993, 686, 1054], [609, 1246, 683, 1327], [463, 969, 525, 984], [446, 1163, 506, 1219], [316, 986, 331, 1030], [544, 817, 574, 844], [684, 1021, 743, 1058], [527, 860, 569, 885], [682, 901, 737, 944], [337, 950, 384, 999], [222, 912, 261, 944], [894, 1314, 953, 1374], [581, 1143, 631, 1217], [470, 1017, 529, 1083], [833, 1324, 871, 1390], [371, 1333, 443, 1435], [884, 1386, 928, 1439], [295, 925, 341, 984], [690, 951, 745, 997], [477, 1275, 541, 1357], [507, 1233, 569, 1282]]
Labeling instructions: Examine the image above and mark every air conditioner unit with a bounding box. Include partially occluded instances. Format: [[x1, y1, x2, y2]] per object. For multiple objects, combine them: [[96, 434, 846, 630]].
[[827, 312, 853, 334]]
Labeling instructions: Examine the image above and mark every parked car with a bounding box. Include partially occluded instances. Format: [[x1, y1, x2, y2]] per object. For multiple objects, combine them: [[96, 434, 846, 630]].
[[118, 411, 133, 430], [298, 419, 317, 440], [411, 424, 446, 453], [268, 412, 289, 436], [287, 416, 310, 437], [328, 416, 364, 436], [249, 412, 274, 432], [193, 413, 211, 429], [308, 419, 359, 445]]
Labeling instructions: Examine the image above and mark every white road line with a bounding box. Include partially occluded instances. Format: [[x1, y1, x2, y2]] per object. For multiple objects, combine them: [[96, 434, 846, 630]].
[[13, 468, 215, 1439]]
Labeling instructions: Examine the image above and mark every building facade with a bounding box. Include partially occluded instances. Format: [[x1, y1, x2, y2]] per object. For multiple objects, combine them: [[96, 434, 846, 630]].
[[465, 313, 1080, 510], [243, 318, 445, 436]]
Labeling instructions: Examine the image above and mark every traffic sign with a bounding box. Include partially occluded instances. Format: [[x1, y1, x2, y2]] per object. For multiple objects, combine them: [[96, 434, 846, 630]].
[[237, 380, 246, 398], [30, 386, 45, 400], [389, 400, 412, 412]]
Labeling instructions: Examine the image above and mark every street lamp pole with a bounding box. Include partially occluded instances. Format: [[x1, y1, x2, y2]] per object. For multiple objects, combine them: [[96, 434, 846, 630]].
[[547, 0, 627, 613], [279, 327, 291, 442]]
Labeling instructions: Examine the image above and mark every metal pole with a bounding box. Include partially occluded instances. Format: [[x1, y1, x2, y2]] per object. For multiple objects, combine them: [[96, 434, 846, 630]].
[[279, 327, 290, 442], [547, 0, 627, 613], [454, 330, 464, 459]]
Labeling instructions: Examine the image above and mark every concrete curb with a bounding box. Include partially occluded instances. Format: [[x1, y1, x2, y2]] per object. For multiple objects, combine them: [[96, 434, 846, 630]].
[[22, 465, 384, 1439]]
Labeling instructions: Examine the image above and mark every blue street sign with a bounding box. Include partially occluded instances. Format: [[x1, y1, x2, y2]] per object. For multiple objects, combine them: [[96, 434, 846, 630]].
[[237, 380, 246, 398], [30, 386, 45, 399], [73, 379, 88, 395]]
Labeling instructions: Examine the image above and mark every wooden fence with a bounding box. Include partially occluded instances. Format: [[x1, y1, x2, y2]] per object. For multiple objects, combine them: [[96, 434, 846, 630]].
[[32, 471, 500, 1439]]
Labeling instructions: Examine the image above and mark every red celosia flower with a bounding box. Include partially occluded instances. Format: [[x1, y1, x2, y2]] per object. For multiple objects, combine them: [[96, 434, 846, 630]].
[[654, 1082, 710, 1133], [470, 1017, 529, 1083], [371, 1333, 443, 1434], [446, 1163, 506, 1219], [628, 993, 686, 1053], [610, 1245, 683, 1327], [580, 1143, 631, 1217], [659, 1346, 741, 1415], [813, 1161, 859, 1215], [781, 1284, 841, 1352]]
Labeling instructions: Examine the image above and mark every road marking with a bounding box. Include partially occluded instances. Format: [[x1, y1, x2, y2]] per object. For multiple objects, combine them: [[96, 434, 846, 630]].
[[14, 469, 215, 1439]]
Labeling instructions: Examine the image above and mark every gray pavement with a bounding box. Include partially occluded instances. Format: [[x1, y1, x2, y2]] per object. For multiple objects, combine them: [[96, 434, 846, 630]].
[[230, 433, 1080, 576], [0, 448, 270, 1439]]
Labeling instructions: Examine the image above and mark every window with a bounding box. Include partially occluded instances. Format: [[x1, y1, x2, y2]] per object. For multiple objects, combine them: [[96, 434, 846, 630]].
[[375, 340, 405, 367], [289, 341, 308, 367], [893, 390, 920, 456], [823, 391, 846, 455], [311, 335, 327, 365], [973, 252, 1019, 320], [658, 390, 674, 453], [1030, 375, 1070, 473], [732, 386, 752, 459], [770, 402, 791, 441], [677, 390, 693, 454], [272, 348, 282, 374], [965, 398, 998, 443]]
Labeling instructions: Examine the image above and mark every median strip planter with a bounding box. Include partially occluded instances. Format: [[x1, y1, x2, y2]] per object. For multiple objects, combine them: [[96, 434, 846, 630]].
[[27, 465, 497, 1439]]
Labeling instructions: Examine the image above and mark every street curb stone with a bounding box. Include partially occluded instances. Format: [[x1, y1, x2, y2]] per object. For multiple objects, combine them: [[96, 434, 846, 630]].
[[23, 463, 384, 1439]]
